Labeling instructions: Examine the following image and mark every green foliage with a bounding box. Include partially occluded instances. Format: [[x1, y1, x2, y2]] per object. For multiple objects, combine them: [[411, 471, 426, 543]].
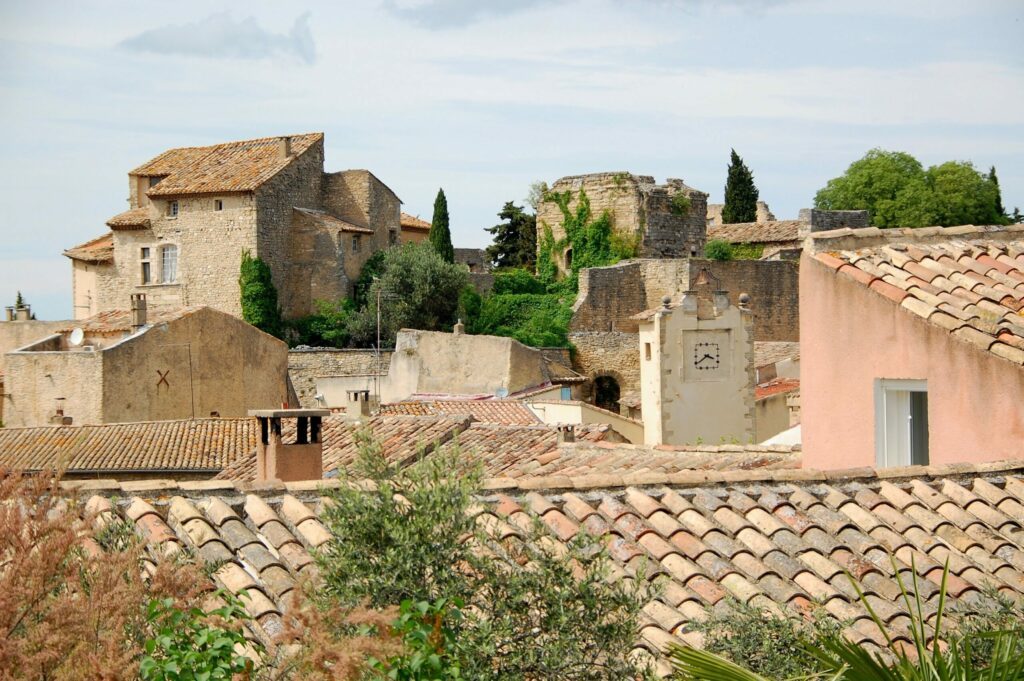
[[703, 239, 734, 261], [369, 599, 464, 680], [953, 587, 1024, 668], [317, 433, 651, 680], [14, 291, 24, 308], [536, 223, 559, 285], [722, 149, 759, 224], [139, 590, 257, 681], [731, 243, 764, 260], [989, 166, 1006, 218], [456, 286, 482, 329], [287, 298, 355, 348], [670, 192, 692, 216], [94, 517, 138, 553], [354, 249, 388, 310], [690, 599, 840, 678], [814, 149, 1008, 227], [485, 201, 537, 270], [430, 188, 455, 264], [472, 292, 573, 347], [491, 268, 547, 295], [525, 181, 550, 212], [239, 250, 283, 338], [347, 243, 468, 347]]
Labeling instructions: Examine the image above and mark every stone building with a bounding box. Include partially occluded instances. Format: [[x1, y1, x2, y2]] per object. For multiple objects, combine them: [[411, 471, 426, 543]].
[[536, 172, 708, 274], [635, 269, 755, 446], [2, 300, 288, 428], [64, 133, 401, 320], [706, 200, 776, 227], [399, 212, 431, 244]]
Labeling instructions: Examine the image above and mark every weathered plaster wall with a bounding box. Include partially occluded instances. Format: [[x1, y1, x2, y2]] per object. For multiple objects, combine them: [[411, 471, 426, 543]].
[[71, 261, 107, 319], [800, 256, 1024, 468], [755, 394, 791, 443], [288, 348, 393, 407], [2, 346, 104, 427], [527, 400, 644, 443]]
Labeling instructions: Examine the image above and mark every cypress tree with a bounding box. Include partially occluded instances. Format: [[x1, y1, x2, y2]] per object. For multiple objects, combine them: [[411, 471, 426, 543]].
[[722, 149, 759, 224], [989, 166, 1006, 219], [430, 188, 455, 264]]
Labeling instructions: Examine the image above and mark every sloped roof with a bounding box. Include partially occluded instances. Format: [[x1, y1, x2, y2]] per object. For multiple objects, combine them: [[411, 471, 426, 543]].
[[707, 220, 804, 245], [55, 306, 204, 335], [810, 225, 1024, 366], [105, 207, 151, 230], [379, 400, 541, 425], [400, 212, 431, 231], [131, 133, 323, 197], [754, 341, 800, 368], [63, 232, 114, 263], [293, 207, 374, 234], [755, 377, 800, 400], [0, 418, 254, 473], [64, 460, 1024, 673]]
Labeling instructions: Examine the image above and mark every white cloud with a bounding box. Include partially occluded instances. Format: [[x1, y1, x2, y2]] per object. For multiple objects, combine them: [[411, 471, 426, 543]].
[[119, 12, 315, 64]]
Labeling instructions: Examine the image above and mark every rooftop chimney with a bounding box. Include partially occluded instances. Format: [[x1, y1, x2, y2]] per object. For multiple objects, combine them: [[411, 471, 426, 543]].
[[557, 424, 576, 444], [277, 136, 292, 160], [346, 389, 372, 419], [250, 409, 330, 483], [453, 318, 465, 336], [130, 293, 147, 332]]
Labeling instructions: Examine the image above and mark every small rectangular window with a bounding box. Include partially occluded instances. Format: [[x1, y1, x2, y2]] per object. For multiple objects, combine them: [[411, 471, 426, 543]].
[[148, 176, 161, 188], [560, 386, 571, 400], [214, 199, 223, 211], [160, 245, 178, 284], [875, 379, 929, 467], [140, 247, 152, 284], [352, 235, 360, 252], [167, 201, 179, 218], [644, 343, 652, 361]]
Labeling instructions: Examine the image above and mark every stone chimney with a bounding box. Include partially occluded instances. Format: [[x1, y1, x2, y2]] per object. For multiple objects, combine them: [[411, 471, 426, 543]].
[[251, 409, 330, 483], [556, 424, 576, 443], [277, 136, 292, 160], [130, 293, 147, 332], [346, 389, 371, 418], [453, 319, 465, 336], [49, 398, 72, 426]]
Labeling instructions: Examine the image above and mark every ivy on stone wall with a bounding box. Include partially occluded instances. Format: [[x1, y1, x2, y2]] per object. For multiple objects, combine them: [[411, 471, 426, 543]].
[[239, 250, 283, 338]]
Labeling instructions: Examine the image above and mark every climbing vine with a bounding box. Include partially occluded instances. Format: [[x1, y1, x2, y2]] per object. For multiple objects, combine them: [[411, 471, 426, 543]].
[[536, 188, 638, 290]]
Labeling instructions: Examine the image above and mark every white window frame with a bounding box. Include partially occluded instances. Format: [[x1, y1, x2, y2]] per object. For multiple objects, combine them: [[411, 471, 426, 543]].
[[140, 247, 152, 284], [159, 244, 178, 284], [167, 201, 179, 218], [874, 378, 929, 468]]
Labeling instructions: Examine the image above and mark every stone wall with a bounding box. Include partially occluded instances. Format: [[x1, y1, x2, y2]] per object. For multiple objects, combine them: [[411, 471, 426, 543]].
[[467, 272, 494, 296], [700, 259, 800, 342], [706, 201, 775, 227], [568, 331, 641, 395], [288, 348, 393, 407], [797, 208, 870, 232], [537, 173, 707, 273]]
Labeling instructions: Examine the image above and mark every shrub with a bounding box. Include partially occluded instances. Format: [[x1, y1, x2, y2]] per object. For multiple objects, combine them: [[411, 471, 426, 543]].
[[473, 293, 573, 347], [239, 250, 283, 338], [730, 243, 764, 260], [288, 298, 355, 348], [670, 192, 692, 216], [457, 286, 482, 331], [492, 268, 546, 295], [703, 239, 734, 261], [353, 250, 387, 310]]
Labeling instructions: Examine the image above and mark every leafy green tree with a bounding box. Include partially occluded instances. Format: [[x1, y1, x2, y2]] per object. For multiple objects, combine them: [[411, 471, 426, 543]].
[[485, 201, 536, 270], [353, 249, 387, 310], [316, 433, 651, 680], [430, 188, 455, 264], [722, 149, 759, 224], [346, 242, 467, 347], [525, 180, 549, 212], [287, 299, 355, 348], [703, 239, 734, 261], [492, 269, 547, 295], [473, 293, 573, 347], [238, 250, 283, 338], [815, 149, 925, 227], [927, 160, 1006, 226]]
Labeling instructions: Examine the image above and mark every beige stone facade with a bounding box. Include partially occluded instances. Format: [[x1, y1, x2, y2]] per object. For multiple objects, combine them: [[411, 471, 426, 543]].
[[537, 172, 708, 274], [2, 306, 288, 428], [65, 134, 401, 321], [637, 273, 755, 446]]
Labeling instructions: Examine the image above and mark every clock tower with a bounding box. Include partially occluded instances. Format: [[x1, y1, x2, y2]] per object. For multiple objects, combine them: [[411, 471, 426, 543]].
[[635, 268, 755, 446]]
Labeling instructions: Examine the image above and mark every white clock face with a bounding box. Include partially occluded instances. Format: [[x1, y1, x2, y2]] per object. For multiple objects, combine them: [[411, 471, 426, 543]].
[[684, 331, 730, 381]]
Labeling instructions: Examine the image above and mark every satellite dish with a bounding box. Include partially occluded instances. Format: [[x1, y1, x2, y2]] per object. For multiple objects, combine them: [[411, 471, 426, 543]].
[[495, 388, 509, 398], [68, 328, 84, 347]]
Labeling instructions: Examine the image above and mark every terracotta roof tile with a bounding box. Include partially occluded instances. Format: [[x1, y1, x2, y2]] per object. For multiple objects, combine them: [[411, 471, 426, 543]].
[[293, 207, 374, 234], [707, 220, 804, 245], [54, 306, 204, 335], [134, 133, 323, 197], [400, 212, 431, 231], [379, 400, 540, 425], [63, 232, 114, 263], [105, 207, 151, 230]]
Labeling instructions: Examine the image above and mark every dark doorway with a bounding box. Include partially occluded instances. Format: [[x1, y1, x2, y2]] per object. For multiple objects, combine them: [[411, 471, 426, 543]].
[[564, 248, 573, 270], [594, 375, 620, 413]]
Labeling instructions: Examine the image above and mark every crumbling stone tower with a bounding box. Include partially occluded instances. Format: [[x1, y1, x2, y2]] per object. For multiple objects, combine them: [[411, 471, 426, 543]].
[[537, 172, 708, 274]]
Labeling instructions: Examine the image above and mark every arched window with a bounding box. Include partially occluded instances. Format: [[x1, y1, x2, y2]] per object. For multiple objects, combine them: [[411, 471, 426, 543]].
[[594, 375, 620, 413], [160, 244, 178, 283], [564, 248, 573, 270]]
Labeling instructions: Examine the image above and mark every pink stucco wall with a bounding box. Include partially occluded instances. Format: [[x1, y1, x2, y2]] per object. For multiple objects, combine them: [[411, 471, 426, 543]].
[[800, 255, 1024, 469]]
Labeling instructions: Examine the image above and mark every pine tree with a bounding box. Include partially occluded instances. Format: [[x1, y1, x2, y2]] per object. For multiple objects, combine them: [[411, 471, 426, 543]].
[[238, 250, 283, 338], [485, 201, 537, 270], [722, 149, 759, 224], [14, 291, 24, 308], [989, 166, 1007, 219], [430, 188, 455, 264]]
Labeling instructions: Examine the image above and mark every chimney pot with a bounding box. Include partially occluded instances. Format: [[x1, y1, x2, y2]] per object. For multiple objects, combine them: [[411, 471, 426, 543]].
[[130, 293, 147, 331], [557, 424, 576, 443], [278, 136, 292, 159], [251, 409, 329, 483]]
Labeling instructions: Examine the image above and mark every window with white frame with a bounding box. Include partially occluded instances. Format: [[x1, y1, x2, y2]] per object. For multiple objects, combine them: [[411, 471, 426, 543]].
[[874, 379, 929, 467], [160, 244, 178, 283], [167, 201, 179, 218], [140, 247, 152, 284]]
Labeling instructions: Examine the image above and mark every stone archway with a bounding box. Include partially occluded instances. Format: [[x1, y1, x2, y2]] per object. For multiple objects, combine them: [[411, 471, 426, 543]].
[[593, 374, 621, 413]]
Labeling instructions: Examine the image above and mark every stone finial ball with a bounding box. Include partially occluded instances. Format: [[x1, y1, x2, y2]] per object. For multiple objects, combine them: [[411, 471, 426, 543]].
[[739, 293, 751, 305], [662, 295, 672, 307]]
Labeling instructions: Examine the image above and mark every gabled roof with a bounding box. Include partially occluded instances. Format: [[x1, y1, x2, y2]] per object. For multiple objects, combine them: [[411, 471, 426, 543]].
[[131, 133, 323, 197], [293, 207, 374, 234], [63, 459, 1024, 673], [0, 418, 254, 473], [707, 220, 804, 245], [810, 224, 1024, 366], [63, 232, 114, 263], [106, 207, 151, 230], [380, 400, 541, 425], [400, 212, 431, 231]]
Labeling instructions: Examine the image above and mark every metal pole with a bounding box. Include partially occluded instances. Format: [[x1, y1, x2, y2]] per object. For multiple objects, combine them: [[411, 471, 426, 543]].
[[376, 282, 382, 403]]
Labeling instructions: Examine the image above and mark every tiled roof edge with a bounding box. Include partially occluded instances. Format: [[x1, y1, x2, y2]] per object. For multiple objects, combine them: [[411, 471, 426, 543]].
[[57, 458, 1024, 498], [804, 224, 1024, 254]]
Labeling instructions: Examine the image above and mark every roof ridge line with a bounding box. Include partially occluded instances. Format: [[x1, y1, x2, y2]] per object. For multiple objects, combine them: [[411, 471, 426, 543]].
[[805, 224, 1024, 254]]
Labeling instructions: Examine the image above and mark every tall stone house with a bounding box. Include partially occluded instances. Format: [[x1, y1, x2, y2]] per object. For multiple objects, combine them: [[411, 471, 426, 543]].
[[536, 172, 708, 275], [64, 133, 401, 320]]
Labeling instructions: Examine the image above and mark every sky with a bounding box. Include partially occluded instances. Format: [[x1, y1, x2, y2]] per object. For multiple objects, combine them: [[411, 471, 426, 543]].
[[0, 0, 1022, 319]]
